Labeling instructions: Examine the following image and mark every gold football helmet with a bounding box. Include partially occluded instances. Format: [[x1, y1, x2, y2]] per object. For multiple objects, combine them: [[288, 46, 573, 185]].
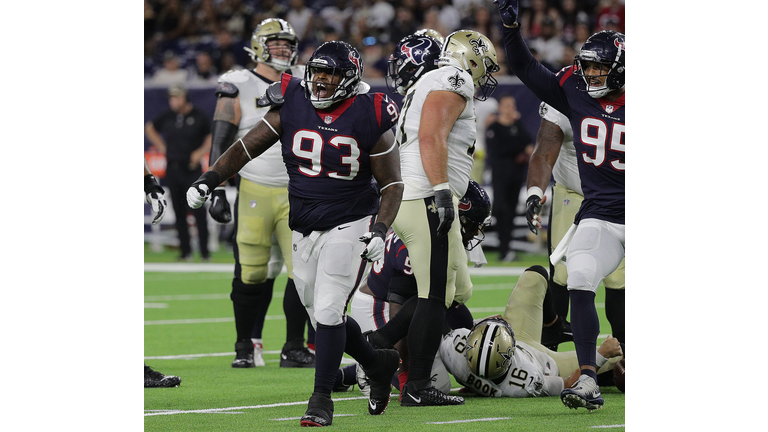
[[438, 29, 500, 100], [464, 318, 515, 382], [414, 28, 445, 45], [244, 18, 299, 72]]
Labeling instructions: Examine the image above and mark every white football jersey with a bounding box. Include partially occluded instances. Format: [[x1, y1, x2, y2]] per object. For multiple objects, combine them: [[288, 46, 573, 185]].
[[539, 102, 582, 195], [218, 66, 304, 188], [438, 328, 563, 398], [396, 66, 476, 200]]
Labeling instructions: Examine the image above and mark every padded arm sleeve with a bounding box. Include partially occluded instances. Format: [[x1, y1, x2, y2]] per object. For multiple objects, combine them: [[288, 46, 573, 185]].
[[209, 120, 239, 168]]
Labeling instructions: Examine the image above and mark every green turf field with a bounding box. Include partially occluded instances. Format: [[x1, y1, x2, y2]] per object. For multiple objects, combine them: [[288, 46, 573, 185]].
[[144, 246, 624, 431]]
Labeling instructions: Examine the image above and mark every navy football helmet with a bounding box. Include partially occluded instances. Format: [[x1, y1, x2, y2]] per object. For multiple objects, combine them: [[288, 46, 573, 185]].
[[386, 34, 443, 95], [573, 30, 625, 98], [304, 41, 367, 109], [459, 180, 492, 250]]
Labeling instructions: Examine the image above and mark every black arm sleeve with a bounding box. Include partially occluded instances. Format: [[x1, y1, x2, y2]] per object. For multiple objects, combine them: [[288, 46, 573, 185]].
[[502, 26, 571, 117], [208, 120, 239, 168]]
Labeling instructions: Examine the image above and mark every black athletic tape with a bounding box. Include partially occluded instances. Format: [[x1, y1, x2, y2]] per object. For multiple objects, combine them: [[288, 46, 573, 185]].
[[215, 81, 239, 98]]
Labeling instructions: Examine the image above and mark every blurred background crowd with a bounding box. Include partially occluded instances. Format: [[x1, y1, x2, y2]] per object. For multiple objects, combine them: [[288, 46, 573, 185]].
[[144, 0, 625, 261], [144, 0, 625, 85]]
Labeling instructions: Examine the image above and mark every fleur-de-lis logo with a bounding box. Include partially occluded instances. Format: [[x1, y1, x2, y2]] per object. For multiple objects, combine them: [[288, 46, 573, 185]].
[[447, 72, 465, 90], [499, 346, 513, 368], [428, 201, 438, 213], [469, 37, 489, 56]]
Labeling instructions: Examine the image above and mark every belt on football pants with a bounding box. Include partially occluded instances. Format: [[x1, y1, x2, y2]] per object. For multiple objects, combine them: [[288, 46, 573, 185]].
[[550, 223, 576, 265], [300, 230, 323, 263]]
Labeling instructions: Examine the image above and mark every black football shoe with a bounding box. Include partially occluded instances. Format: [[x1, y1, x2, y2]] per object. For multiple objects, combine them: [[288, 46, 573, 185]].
[[541, 317, 573, 351], [280, 339, 316, 368], [300, 393, 334, 427], [232, 341, 255, 368], [144, 364, 181, 388], [400, 380, 464, 406], [362, 349, 400, 415]]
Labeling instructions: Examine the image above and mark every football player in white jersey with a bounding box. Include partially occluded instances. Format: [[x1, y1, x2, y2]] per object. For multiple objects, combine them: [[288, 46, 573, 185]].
[[391, 29, 500, 407], [532, 103, 626, 350], [436, 266, 622, 398], [206, 18, 314, 369]]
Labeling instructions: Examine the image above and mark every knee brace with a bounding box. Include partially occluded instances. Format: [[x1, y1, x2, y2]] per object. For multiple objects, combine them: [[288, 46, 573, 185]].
[[230, 277, 272, 307]]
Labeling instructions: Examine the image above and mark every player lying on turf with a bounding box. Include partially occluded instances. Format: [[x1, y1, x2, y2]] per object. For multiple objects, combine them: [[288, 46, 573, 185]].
[[436, 266, 622, 397]]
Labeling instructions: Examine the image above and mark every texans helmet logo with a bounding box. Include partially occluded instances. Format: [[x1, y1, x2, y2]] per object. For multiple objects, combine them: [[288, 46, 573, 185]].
[[400, 38, 433, 65], [348, 50, 361, 72], [458, 200, 471, 211], [614, 38, 625, 51]]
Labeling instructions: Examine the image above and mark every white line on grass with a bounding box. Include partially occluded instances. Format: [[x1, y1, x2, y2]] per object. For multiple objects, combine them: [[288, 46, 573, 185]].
[[144, 396, 371, 416], [427, 417, 512, 424], [271, 414, 356, 421], [145, 352, 357, 365], [144, 303, 168, 308], [591, 425, 625, 429], [144, 263, 528, 276]]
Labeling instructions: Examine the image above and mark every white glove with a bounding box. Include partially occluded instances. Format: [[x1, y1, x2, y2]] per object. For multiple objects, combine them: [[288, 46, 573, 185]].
[[186, 183, 210, 209], [359, 233, 385, 262], [146, 191, 167, 225], [359, 222, 388, 262]]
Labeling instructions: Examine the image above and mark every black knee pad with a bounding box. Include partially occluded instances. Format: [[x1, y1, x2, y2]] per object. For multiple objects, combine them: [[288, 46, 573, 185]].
[[230, 278, 273, 308]]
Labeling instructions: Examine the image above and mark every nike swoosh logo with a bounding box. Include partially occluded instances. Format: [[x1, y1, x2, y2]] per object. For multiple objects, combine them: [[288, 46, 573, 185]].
[[407, 393, 421, 403], [369, 400, 377, 410], [281, 354, 287, 360], [213, 196, 219, 206], [338, 225, 350, 230]]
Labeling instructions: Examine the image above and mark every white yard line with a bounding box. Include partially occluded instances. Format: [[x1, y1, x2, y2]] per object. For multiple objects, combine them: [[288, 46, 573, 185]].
[[144, 263, 529, 276], [591, 425, 625, 429], [427, 417, 512, 424]]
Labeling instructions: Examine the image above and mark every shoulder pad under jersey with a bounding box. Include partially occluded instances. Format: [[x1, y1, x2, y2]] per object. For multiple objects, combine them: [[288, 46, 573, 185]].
[[215, 81, 239, 98], [257, 81, 285, 108]]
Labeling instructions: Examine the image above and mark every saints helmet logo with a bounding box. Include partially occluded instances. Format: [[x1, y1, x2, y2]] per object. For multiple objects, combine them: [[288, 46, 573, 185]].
[[447, 72, 465, 90], [469, 37, 489, 56], [499, 346, 513, 368]]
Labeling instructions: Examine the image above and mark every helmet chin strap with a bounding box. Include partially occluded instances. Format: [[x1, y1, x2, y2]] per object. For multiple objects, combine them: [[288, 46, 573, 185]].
[[588, 87, 611, 99]]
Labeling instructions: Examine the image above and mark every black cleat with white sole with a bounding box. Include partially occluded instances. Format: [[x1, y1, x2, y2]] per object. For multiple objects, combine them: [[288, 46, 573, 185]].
[[400, 380, 464, 406], [144, 364, 181, 388], [362, 349, 400, 415], [300, 393, 334, 427], [280, 339, 316, 368], [232, 341, 255, 368]]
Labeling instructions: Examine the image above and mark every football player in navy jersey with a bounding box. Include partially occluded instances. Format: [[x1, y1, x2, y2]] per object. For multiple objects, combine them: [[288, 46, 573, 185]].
[[494, 0, 625, 412], [187, 41, 404, 426]]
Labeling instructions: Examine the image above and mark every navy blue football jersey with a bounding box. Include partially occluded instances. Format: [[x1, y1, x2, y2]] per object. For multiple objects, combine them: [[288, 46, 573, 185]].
[[276, 74, 400, 235], [503, 28, 625, 225], [367, 231, 413, 301]]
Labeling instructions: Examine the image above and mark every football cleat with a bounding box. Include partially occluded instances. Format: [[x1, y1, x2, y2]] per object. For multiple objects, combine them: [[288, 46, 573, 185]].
[[232, 341, 255, 368], [300, 393, 334, 427], [561, 374, 604, 411], [400, 380, 464, 406], [541, 317, 573, 351], [144, 364, 181, 388], [362, 349, 400, 415], [280, 340, 316, 368], [252, 341, 266, 367]]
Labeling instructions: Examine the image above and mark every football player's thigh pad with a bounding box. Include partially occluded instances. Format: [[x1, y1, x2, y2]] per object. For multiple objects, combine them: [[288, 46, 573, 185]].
[[566, 219, 624, 293]]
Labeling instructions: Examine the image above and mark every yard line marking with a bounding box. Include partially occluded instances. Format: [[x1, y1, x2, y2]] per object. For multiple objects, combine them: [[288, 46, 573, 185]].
[[144, 314, 286, 325], [145, 352, 356, 365], [144, 396, 370, 416], [144, 263, 528, 276], [144, 303, 168, 308], [427, 417, 512, 424], [591, 425, 625, 429], [272, 414, 356, 421], [144, 293, 285, 301]]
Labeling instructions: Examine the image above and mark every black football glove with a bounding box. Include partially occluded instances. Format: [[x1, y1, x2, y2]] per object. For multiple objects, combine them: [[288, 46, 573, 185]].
[[494, 0, 519, 27], [209, 188, 232, 223], [525, 194, 543, 235], [434, 189, 455, 238]]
